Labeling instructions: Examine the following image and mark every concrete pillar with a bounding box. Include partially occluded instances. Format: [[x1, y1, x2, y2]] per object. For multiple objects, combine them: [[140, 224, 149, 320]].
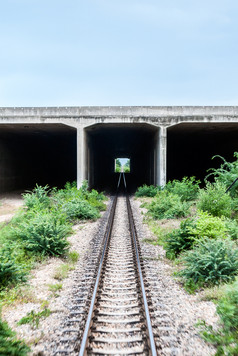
[[156, 126, 167, 187], [77, 127, 86, 188]]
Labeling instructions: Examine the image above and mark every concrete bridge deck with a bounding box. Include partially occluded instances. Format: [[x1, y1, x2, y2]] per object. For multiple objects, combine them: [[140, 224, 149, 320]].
[[0, 106, 238, 192]]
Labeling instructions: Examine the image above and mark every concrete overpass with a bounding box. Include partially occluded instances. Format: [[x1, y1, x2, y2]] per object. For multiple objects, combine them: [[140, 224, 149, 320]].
[[1, 106, 238, 192]]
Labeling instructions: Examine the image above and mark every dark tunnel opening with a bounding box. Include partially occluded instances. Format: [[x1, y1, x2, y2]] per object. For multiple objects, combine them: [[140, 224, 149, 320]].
[[0, 124, 77, 193], [86, 124, 158, 193], [167, 123, 238, 184]]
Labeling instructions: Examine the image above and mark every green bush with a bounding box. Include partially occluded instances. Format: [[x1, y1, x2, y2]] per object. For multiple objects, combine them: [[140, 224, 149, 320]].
[[189, 211, 228, 240], [180, 239, 238, 287], [0, 317, 30, 355], [22, 184, 51, 210], [13, 212, 70, 256], [165, 218, 196, 259], [165, 176, 200, 201], [197, 182, 233, 218], [206, 152, 238, 197], [199, 280, 238, 355], [86, 189, 107, 211], [0, 247, 27, 290], [135, 184, 160, 197], [225, 219, 238, 240], [148, 191, 190, 219], [63, 199, 100, 221]]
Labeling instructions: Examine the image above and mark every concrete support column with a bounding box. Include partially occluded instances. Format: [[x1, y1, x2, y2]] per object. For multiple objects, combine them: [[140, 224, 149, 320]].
[[77, 127, 86, 189], [156, 126, 167, 187]]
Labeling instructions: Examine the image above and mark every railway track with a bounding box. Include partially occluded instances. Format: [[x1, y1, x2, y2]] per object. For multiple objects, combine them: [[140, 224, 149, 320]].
[[55, 174, 157, 355]]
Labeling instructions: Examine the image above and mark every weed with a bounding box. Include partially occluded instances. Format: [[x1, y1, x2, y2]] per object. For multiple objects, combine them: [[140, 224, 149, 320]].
[[189, 211, 228, 240], [206, 152, 238, 197], [165, 176, 200, 202], [179, 239, 238, 287], [23, 184, 51, 210], [66, 251, 79, 264], [18, 308, 51, 329], [48, 283, 63, 293], [63, 199, 100, 221], [53, 263, 74, 280], [198, 279, 238, 355], [0, 286, 38, 308], [165, 218, 196, 259], [13, 212, 71, 256], [148, 190, 190, 219], [0, 245, 27, 289], [197, 182, 233, 218], [135, 185, 160, 197]]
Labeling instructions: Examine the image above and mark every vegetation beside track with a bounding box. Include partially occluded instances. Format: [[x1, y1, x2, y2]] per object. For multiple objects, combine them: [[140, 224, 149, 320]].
[[136, 152, 238, 355], [0, 181, 106, 355]]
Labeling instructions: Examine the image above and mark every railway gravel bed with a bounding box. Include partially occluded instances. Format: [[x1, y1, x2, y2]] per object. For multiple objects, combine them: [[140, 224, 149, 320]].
[[2, 194, 218, 355]]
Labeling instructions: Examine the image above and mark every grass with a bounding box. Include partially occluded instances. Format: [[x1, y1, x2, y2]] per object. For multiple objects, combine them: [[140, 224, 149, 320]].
[[53, 263, 74, 281], [0, 286, 39, 309]]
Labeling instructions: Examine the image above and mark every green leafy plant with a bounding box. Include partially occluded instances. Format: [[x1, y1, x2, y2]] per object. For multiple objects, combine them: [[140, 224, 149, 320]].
[[189, 211, 228, 240], [53, 263, 74, 280], [206, 152, 238, 197], [225, 219, 238, 240], [197, 182, 233, 218], [165, 218, 196, 259], [13, 213, 70, 256], [23, 184, 51, 210], [180, 239, 238, 287], [148, 190, 190, 219], [135, 184, 160, 197], [17, 308, 51, 329], [198, 279, 238, 355], [0, 246, 27, 290], [66, 251, 79, 264], [0, 316, 30, 355], [165, 176, 200, 201], [63, 199, 100, 221]]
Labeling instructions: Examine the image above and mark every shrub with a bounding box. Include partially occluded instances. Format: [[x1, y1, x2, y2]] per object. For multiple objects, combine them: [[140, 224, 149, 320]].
[[165, 176, 200, 201], [225, 219, 238, 240], [14, 212, 70, 256], [206, 152, 238, 197], [180, 239, 238, 287], [0, 246, 27, 289], [135, 184, 160, 197], [199, 280, 238, 355], [63, 199, 100, 221], [197, 182, 233, 218], [148, 191, 190, 219], [23, 184, 51, 210], [165, 218, 196, 259], [0, 317, 30, 355], [189, 211, 228, 240]]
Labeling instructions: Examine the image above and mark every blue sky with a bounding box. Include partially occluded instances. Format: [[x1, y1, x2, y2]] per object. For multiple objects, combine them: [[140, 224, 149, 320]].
[[0, 0, 238, 106]]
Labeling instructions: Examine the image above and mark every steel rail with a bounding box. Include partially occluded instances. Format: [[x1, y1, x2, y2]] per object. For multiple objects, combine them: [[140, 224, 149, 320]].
[[126, 196, 157, 356], [78, 196, 117, 356]]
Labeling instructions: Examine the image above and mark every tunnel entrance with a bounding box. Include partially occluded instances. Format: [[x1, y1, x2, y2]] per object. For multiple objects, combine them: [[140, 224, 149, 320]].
[[85, 124, 158, 193], [167, 123, 238, 183], [0, 124, 76, 193]]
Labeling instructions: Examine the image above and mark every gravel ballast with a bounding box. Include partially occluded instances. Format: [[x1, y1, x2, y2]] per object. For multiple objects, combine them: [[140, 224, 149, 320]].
[[1, 195, 218, 355]]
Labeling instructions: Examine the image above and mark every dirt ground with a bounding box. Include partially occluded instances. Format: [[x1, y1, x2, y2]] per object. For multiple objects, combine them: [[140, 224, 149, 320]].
[[0, 190, 24, 223]]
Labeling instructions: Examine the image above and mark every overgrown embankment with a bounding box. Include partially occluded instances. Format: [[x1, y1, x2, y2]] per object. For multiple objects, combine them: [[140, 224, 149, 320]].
[[0, 181, 106, 355], [136, 153, 238, 355]]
